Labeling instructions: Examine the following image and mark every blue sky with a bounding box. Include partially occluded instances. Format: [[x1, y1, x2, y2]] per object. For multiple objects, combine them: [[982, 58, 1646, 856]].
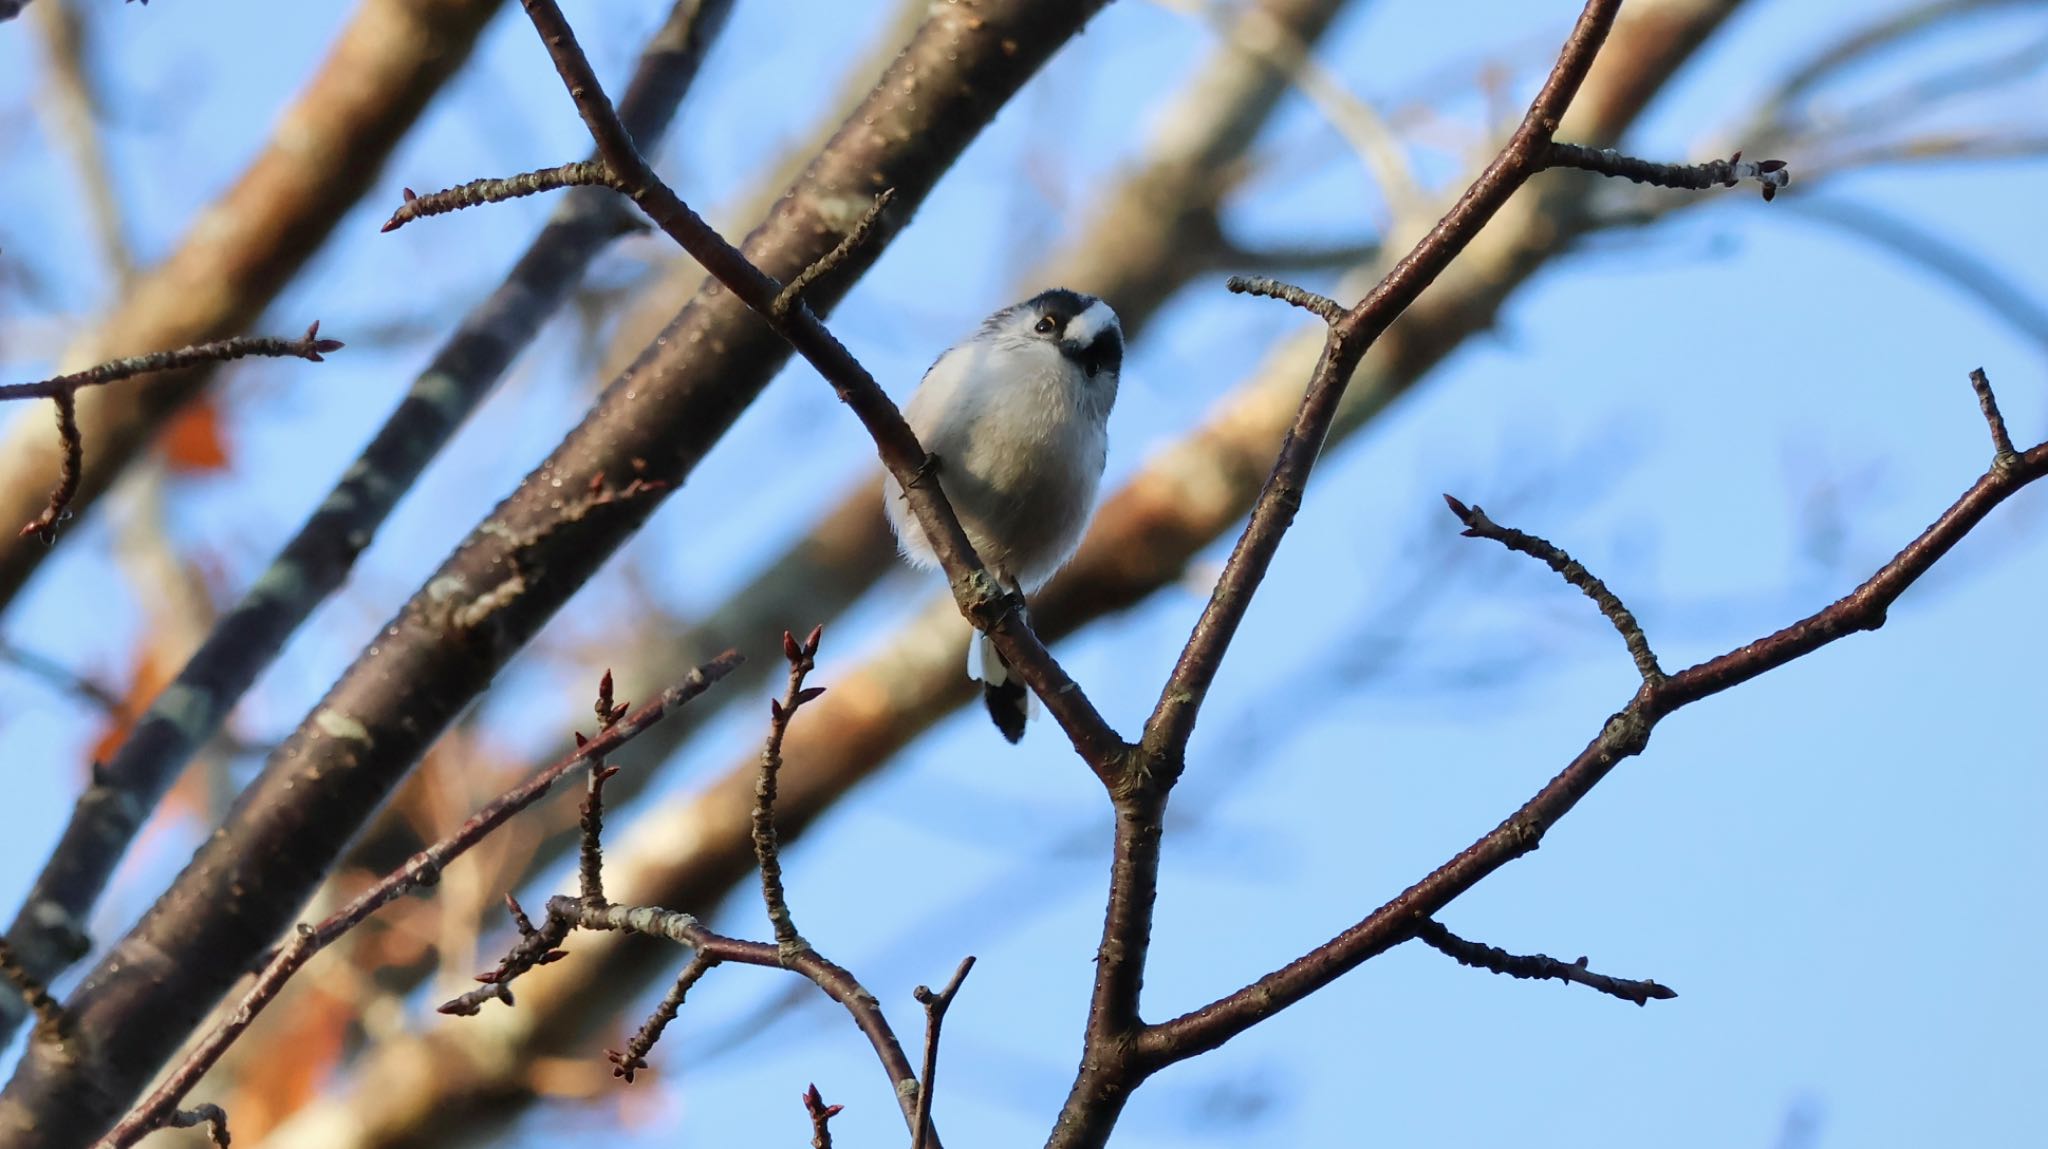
[[1, 1, 2044, 1147]]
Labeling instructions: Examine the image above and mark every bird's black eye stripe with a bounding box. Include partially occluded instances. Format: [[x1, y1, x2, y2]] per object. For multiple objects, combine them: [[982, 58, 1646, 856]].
[[1034, 315, 1059, 335]]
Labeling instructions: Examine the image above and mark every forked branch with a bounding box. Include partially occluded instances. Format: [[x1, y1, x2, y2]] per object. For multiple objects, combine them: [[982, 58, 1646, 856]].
[[436, 626, 947, 1146], [94, 654, 742, 1149], [1139, 369, 2048, 1066], [510, 0, 1126, 770], [2, 324, 343, 542]]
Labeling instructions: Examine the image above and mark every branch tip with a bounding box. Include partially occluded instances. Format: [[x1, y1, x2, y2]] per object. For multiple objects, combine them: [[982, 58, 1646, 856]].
[[1543, 142, 1791, 201], [755, 625, 828, 954], [379, 159, 616, 233], [1445, 497, 1664, 682], [775, 188, 895, 318], [912, 955, 976, 1149], [803, 1082, 844, 1149], [1225, 274, 1344, 323], [1413, 918, 1675, 1006], [1968, 368, 2018, 461]]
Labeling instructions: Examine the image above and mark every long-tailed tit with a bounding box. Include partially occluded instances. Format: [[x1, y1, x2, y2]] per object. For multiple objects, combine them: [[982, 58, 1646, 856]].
[[884, 288, 1123, 742]]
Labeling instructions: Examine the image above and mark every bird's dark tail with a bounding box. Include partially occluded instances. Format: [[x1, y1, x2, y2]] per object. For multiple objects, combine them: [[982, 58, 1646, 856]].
[[984, 678, 1029, 743], [970, 627, 1030, 743]]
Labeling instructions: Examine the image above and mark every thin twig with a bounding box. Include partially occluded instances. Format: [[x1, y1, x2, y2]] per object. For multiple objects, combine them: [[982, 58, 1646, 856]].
[[1047, 19, 1628, 1143], [577, 670, 631, 904], [606, 951, 715, 1082], [92, 654, 742, 1149], [381, 160, 617, 232], [0, 323, 344, 403], [756, 626, 825, 959], [1544, 143, 1790, 201], [912, 956, 975, 1149], [1411, 918, 1675, 1006], [1969, 368, 2018, 462], [441, 896, 571, 1016], [802, 1084, 843, 1149], [4, 325, 344, 542], [774, 189, 895, 316], [1441, 494, 1664, 683], [465, 893, 940, 1148], [1225, 275, 1344, 323], [20, 390, 78, 544]]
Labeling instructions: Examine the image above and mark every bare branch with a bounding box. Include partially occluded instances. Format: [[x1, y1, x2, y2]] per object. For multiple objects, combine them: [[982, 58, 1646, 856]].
[[1141, 391, 2048, 1066], [93, 656, 743, 1149], [4, 325, 343, 542], [0, 0, 733, 1050], [0, 325, 343, 404], [1440, 494, 1664, 683], [607, 952, 716, 1083], [448, 888, 934, 1142], [517, 0, 1125, 770], [803, 1084, 843, 1149], [1544, 143, 1790, 200], [576, 670, 633, 905], [756, 626, 826, 957], [1412, 918, 1676, 1007], [1145, 0, 1624, 760], [774, 191, 895, 317], [1970, 368, 2019, 462], [1225, 274, 1344, 322], [1045, 5, 1630, 1147], [0, 0, 503, 616], [912, 957, 975, 1149], [20, 391, 77, 547], [381, 160, 617, 232]]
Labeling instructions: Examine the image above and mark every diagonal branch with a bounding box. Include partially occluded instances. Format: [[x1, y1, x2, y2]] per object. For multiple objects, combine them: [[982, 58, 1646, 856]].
[[1441, 494, 1664, 683], [1140, 376, 2048, 1065], [1411, 918, 1676, 1006], [94, 655, 743, 1149], [0, 0, 504, 614], [0, 6, 1116, 1144], [1143, 0, 1624, 763], [0, 0, 733, 1048], [518, 0, 1126, 772], [432, 641, 939, 1146], [755, 627, 827, 957], [912, 957, 975, 1149], [1044, 5, 1628, 1149]]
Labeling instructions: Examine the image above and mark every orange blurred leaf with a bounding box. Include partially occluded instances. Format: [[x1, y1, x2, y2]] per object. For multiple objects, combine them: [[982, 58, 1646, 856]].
[[161, 399, 231, 473]]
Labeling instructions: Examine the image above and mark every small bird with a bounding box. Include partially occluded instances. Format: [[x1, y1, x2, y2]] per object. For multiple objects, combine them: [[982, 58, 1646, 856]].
[[884, 288, 1123, 742]]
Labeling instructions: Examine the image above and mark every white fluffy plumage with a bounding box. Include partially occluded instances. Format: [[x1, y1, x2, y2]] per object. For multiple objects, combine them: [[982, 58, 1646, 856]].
[[884, 289, 1123, 742]]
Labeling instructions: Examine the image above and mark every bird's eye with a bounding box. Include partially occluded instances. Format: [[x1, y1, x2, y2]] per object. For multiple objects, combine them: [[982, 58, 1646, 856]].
[[1033, 315, 1058, 335]]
